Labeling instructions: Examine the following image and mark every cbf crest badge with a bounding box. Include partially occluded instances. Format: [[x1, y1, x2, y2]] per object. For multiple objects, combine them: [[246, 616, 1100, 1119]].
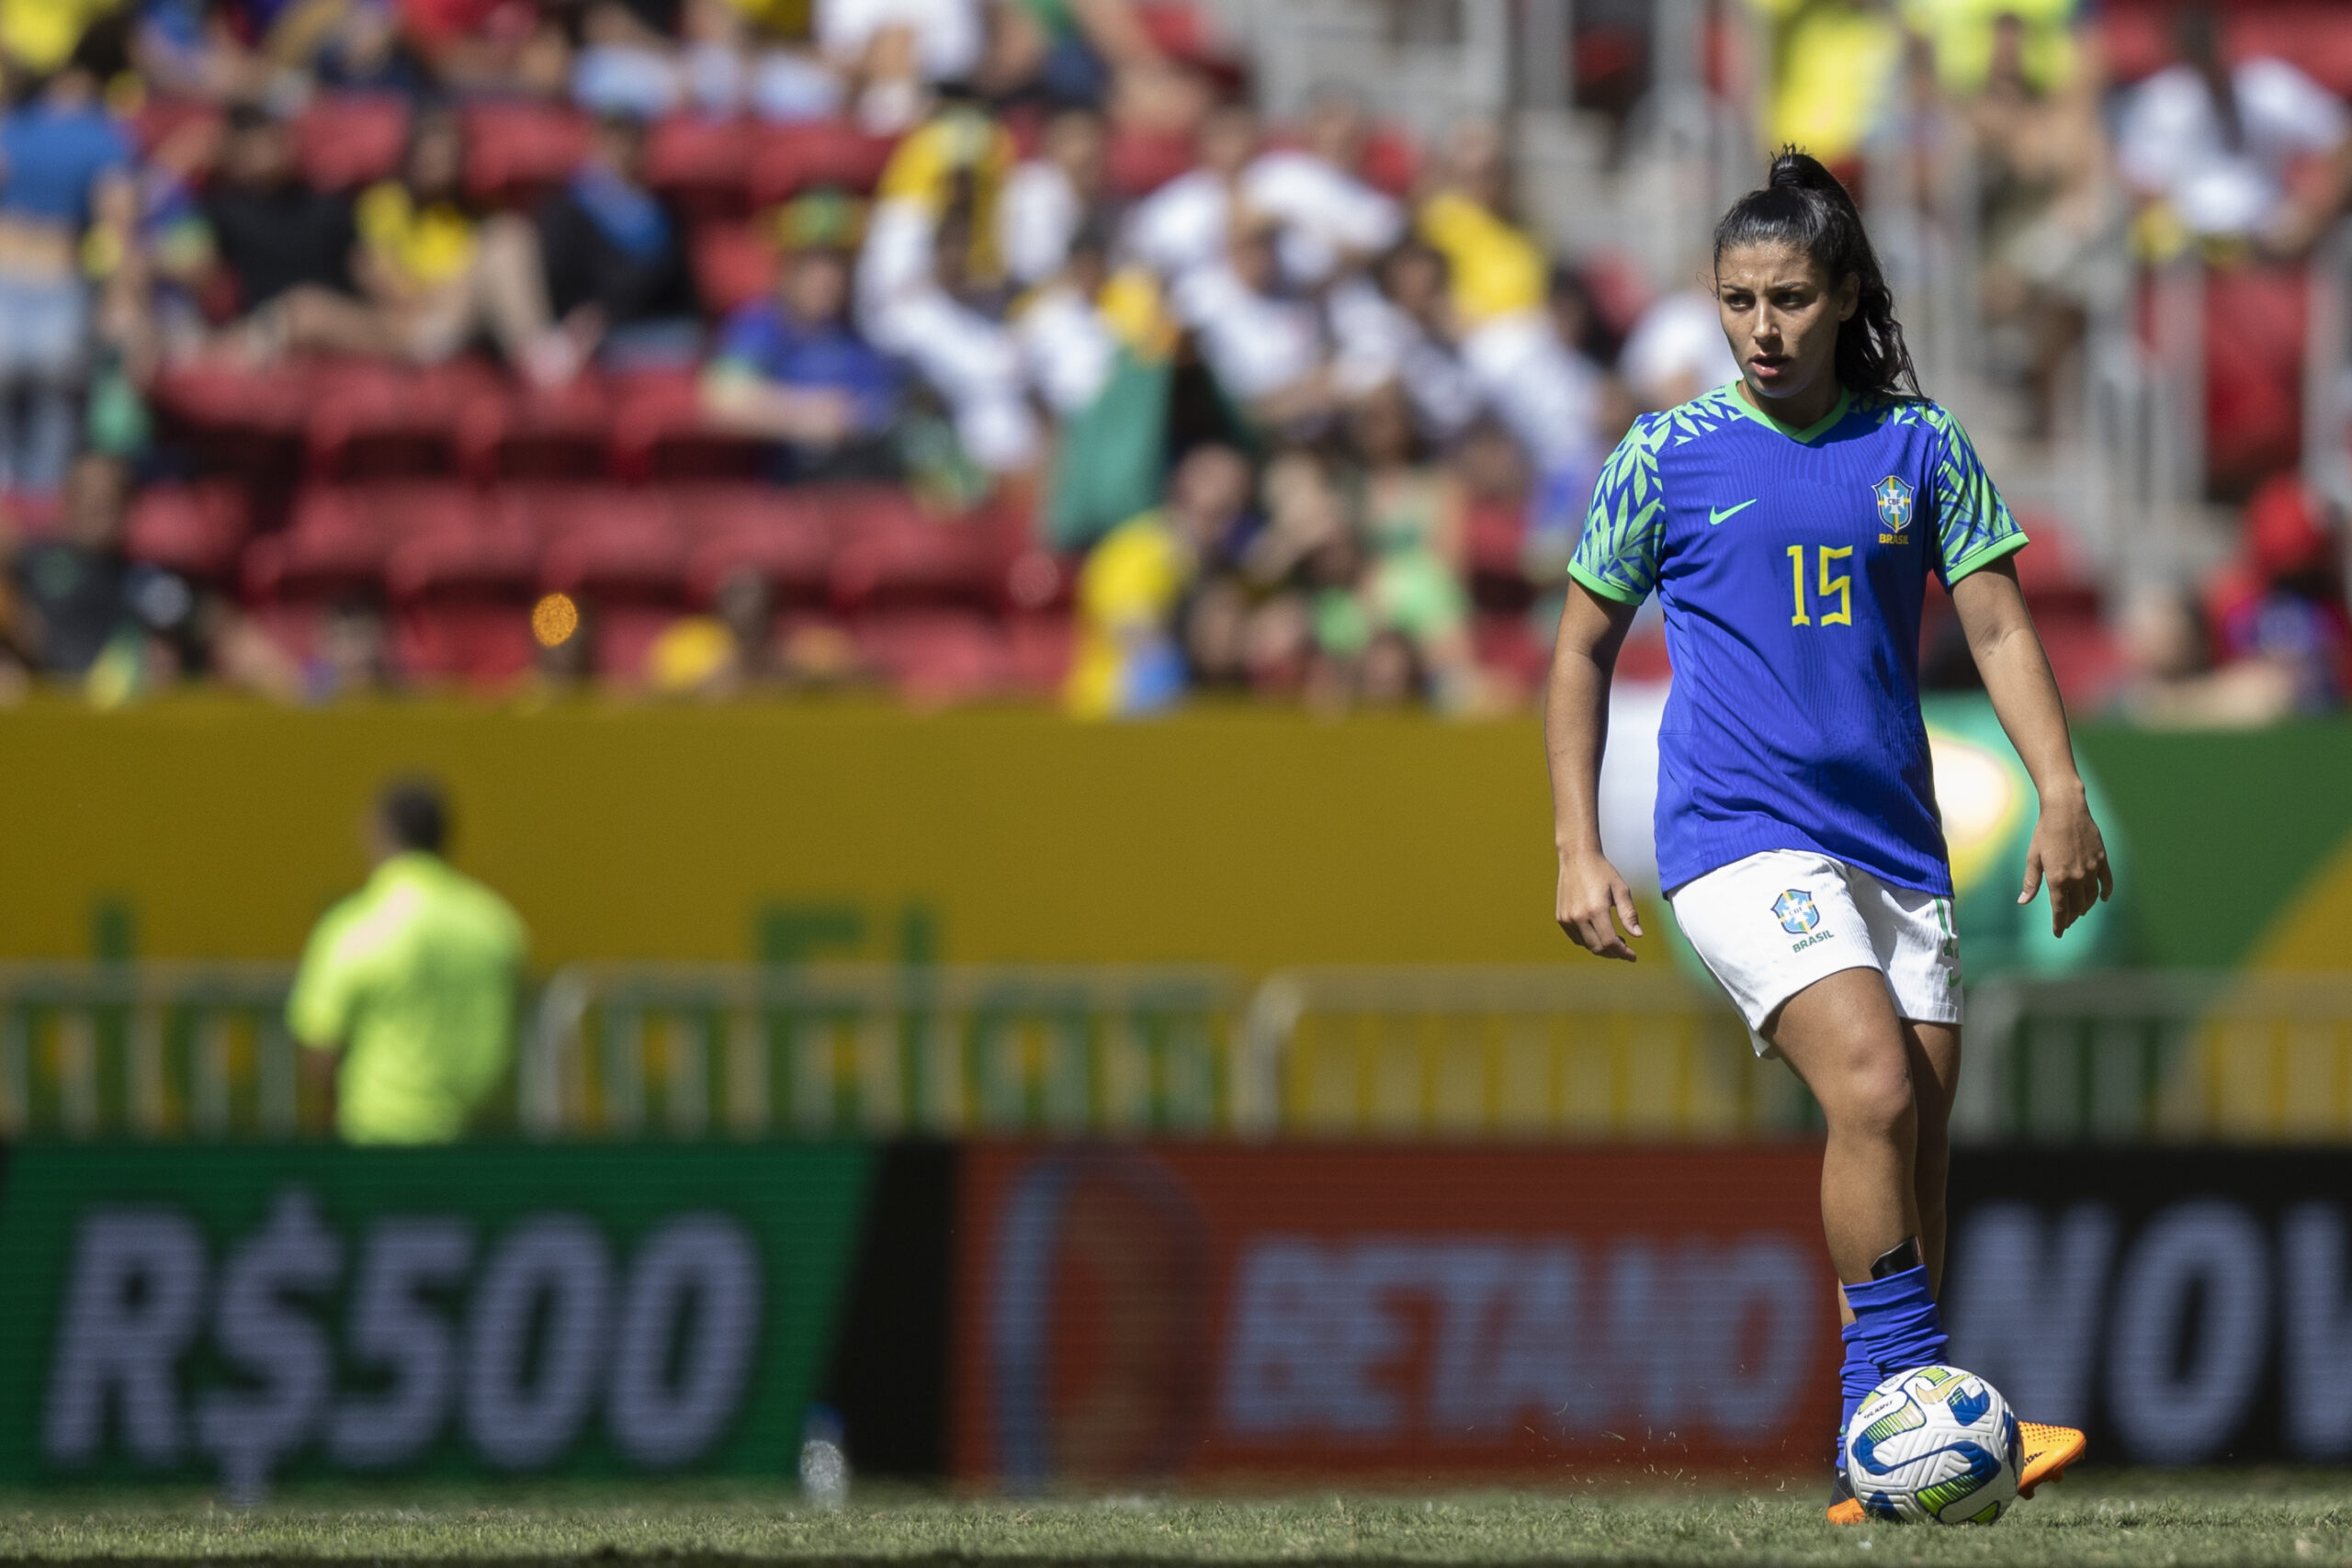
[[1771, 889, 1820, 934], [1873, 475, 1915, 542]]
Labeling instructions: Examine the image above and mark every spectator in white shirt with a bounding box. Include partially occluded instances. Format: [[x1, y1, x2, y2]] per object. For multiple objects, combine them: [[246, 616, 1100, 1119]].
[[1014, 220, 1120, 416], [860, 197, 1039, 472], [817, 0, 982, 131], [1619, 287, 1742, 412], [2115, 5, 2352, 255], [1328, 239, 1479, 442], [1170, 216, 1330, 432], [1125, 99, 1258, 283], [1239, 86, 1402, 288], [1000, 106, 1109, 288]]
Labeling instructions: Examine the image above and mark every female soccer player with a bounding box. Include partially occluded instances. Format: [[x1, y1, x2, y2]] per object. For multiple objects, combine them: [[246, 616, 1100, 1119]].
[[1544, 151, 2111, 1524]]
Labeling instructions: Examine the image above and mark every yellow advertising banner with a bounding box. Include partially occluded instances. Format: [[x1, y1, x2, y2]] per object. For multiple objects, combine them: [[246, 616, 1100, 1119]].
[[0, 696, 1562, 969]]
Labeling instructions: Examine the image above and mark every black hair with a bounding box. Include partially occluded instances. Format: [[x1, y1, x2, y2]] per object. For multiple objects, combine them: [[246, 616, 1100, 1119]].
[[65, 15, 130, 84], [2174, 6, 2241, 150], [378, 776, 450, 854], [1713, 148, 1920, 401], [224, 100, 277, 135], [1067, 212, 1117, 264]]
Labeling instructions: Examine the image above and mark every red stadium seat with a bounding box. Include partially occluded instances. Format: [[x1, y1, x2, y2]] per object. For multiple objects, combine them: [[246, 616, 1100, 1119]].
[[1001, 547, 1070, 612], [244, 488, 394, 601], [2199, 265, 2306, 494], [644, 116, 755, 220], [2103, 2, 2352, 93], [307, 358, 503, 479], [131, 97, 222, 163], [1136, 2, 1224, 66], [2007, 512, 2102, 619], [461, 101, 591, 206], [384, 523, 537, 600], [1106, 125, 1195, 198], [297, 94, 412, 190], [826, 491, 1011, 611], [457, 378, 616, 482], [690, 221, 778, 317], [379, 487, 538, 683], [1002, 610, 1074, 692], [589, 604, 681, 680], [608, 368, 770, 479], [2034, 605, 2125, 710], [392, 604, 538, 683], [851, 609, 1008, 702], [1464, 496, 1532, 613], [495, 480, 662, 543], [744, 120, 898, 207], [123, 480, 251, 581], [538, 502, 688, 600], [1471, 613, 1549, 687], [153, 359, 317, 442], [366, 479, 492, 537], [673, 482, 835, 604], [1359, 126, 1419, 200]]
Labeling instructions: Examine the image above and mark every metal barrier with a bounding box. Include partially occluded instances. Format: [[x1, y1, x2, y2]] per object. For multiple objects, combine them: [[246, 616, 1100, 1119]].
[[1242, 969, 2352, 1145], [1962, 973, 2352, 1143], [1235, 965, 1807, 1140], [0, 963, 306, 1138], [523, 963, 1239, 1137], [3, 961, 2350, 1144]]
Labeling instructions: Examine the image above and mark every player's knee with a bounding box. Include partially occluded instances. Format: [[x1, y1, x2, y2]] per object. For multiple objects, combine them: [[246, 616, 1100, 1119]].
[[1823, 1049, 1915, 1139]]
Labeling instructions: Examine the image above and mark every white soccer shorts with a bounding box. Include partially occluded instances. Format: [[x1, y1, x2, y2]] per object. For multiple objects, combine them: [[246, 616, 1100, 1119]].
[[1668, 849, 1962, 1056]]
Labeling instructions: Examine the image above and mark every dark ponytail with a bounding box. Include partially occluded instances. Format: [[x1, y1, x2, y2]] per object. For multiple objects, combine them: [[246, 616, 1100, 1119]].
[[1713, 148, 1920, 402]]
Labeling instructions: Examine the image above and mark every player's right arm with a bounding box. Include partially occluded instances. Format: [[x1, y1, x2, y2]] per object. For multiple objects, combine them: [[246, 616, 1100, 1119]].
[[1545, 579, 1644, 958], [1545, 419, 1665, 961]]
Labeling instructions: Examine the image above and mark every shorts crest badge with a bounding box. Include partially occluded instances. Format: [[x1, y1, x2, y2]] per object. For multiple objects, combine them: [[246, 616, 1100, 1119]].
[[1771, 888, 1820, 934], [1873, 475, 1915, 534]]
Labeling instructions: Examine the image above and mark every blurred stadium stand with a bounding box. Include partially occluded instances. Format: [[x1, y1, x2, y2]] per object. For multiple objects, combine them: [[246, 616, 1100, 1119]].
[[27, 0, 2348, 715]]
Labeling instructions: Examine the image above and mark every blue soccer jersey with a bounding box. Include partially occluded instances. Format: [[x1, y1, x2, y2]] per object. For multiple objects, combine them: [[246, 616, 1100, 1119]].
[[1569, 384, 2028, 898]]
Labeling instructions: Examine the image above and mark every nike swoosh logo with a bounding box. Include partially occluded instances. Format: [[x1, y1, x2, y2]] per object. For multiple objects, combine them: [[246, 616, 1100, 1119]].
[[1709, 499, 1758, 526]]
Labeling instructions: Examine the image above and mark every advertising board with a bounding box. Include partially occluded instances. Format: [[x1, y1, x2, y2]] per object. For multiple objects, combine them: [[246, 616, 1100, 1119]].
[[0, 1144, 874, 1491], [1947, 1147, 2352, 1466], [954, 1145, 1839, 1486]]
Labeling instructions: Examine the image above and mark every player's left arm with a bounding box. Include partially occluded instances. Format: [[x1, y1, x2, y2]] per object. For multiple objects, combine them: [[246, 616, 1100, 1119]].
[[1950, 557, 2114, 937]]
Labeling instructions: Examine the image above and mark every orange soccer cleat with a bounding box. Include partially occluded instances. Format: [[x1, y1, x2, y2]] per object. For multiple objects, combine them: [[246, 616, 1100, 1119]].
[[1826, 1462, 1866, 1525], [2016, 1421, 2086, 1499]]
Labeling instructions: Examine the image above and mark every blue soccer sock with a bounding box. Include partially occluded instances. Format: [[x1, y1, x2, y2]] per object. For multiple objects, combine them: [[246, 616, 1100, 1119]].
[[1842, 1262, 1950, 1393], [1836, 1321, 1879, 1465]]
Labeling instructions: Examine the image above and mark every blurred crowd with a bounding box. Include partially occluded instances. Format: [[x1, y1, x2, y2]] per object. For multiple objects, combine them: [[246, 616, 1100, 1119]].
[[0, 0, 2340, 720], [1761, 0, 2352, 723]]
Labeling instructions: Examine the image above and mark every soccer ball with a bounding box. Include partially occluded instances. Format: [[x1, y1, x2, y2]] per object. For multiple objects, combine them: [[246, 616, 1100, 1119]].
[[1845, 1364, 2021, 1525]]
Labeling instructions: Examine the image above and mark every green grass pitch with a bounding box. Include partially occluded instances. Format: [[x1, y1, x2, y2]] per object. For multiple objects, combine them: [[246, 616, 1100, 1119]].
[[0, 1473, 2348, 1566]]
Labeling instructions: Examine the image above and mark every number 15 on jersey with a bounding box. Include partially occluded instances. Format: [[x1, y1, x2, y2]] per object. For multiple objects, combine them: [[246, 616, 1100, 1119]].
[[1788, 545, 1854, 627]]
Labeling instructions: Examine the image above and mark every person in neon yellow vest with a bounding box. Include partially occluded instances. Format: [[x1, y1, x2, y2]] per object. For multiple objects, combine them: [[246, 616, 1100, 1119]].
[[288, 778, 527, 1144]]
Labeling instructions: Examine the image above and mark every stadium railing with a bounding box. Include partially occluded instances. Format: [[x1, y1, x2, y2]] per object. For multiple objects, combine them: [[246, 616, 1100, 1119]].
[[0, 962, 300, 1138], [3, 961, 2350, 1142], [522, 962, 1239, 1138], [1232, 964, 1805, 1139], [1962, 972, 2352, 1143]]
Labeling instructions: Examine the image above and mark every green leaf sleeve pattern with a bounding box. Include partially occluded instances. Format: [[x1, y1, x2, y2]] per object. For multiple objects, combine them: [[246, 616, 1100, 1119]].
[[1920, 403, 2027, 584], [1567, 414, 1672, 605]]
